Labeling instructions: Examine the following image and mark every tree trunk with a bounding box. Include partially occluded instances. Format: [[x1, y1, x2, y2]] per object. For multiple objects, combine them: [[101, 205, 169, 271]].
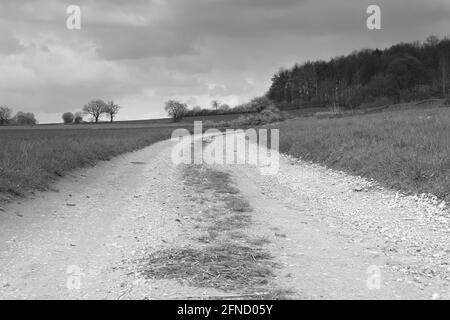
[[443, 57, 446, 96]]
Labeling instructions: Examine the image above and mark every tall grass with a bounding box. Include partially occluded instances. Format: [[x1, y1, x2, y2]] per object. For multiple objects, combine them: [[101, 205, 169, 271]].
[[0, 127, 175, 200], [275, 107, 450, 201]]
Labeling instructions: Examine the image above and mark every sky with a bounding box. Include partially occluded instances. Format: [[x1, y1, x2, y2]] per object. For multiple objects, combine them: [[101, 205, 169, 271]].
[[1, 0, 449, 123]]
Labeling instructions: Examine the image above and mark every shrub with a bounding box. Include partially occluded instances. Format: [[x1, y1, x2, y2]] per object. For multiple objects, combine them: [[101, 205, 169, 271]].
[[14, 112, 37, 125], [62, 112, 74, 124], [229, 107, 285, 127], [246, 96, 275, 113], [219, 104, 231, 112], [74, 112, 83, 124]]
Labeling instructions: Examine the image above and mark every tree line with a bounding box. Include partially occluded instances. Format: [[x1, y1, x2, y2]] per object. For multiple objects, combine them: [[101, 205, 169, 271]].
[[267, 36, 450, 110], [165, 97, 273, 122], [0, 106, 37, 125], [63, 100, 121, 124], [0, 99, 122, 126]]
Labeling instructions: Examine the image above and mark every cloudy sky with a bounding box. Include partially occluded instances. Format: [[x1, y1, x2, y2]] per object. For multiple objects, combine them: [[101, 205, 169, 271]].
[[1, 0, 449, 123]]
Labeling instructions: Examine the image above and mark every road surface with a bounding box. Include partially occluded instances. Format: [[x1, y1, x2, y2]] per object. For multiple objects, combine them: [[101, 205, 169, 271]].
[[0, 134, 448, 299]]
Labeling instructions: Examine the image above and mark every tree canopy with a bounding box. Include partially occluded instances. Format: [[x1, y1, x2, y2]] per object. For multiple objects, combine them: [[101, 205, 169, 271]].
[[165, 100, 188, 122], [268, 36, 450, 109]]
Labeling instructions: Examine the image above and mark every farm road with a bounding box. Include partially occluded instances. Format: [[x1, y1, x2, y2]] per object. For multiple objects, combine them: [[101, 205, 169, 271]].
[[0, 133, 448, 299]]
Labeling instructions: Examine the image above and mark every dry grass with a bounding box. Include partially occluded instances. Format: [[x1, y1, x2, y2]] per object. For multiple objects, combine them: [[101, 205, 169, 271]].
[[137, 164, 285, 296], [139, 244, 275, 291], [224, 196, 252, 212], [207, 214, 252, 233], [0, 126, 177, 202], [184, 166, 240, 195], [247, 236, 271, 247], [272, 106, 450, 201]]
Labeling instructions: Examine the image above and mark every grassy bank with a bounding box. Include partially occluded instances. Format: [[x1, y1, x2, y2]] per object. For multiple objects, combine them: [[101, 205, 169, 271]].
[[0, 126, 177, 202], [274, 106, 450, 201]]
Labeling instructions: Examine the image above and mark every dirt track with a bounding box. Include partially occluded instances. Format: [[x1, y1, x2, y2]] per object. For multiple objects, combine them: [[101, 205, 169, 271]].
[[0, 134, 448, 299]]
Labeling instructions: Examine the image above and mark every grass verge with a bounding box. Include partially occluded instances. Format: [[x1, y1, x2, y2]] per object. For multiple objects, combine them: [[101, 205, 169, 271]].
[[272, 106, 450, 201], [0, 126, 177, 202]]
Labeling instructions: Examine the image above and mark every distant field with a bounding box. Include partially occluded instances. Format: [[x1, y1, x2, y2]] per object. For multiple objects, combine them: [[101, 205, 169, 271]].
[[271, 105, 450, 201], [0, 120, 190, 130], [0, 126, 180, 202], [0, 112, 253, 130]]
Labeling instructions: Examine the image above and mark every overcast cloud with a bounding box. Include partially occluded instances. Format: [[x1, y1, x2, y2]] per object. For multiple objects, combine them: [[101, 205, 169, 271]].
[[1, 0, 449, 123]]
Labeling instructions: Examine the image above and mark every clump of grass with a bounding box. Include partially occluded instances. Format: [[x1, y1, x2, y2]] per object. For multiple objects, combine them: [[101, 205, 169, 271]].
[[247, 236, 271, 247], [168, 164, 287, 296], [184, 167, 240, 195], [224, 196, 252, 212], [207, 214, 252, 233], [139, 244, 275, 291]]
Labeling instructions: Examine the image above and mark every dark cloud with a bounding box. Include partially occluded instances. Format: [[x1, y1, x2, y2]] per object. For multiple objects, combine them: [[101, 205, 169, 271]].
[[88, 25, 199, 60], [72, 0, 450, 61], [0, 0, 449, 123]]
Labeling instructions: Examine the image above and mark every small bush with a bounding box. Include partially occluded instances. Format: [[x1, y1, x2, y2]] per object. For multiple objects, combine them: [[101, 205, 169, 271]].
[[246, 96, 275, 113], [62, 112, 74, 124], [74, 112, 83, 124], [165, 100, 188, 122]]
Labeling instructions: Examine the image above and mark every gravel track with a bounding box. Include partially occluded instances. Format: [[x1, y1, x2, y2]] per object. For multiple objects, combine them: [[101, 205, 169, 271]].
[[0, 134, 448, 299]]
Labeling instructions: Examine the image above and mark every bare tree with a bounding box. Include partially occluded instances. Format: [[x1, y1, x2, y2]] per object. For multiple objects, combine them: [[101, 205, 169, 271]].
[[104, 101, 121, 123], [83, 99, 106, 123], [165, 100, 187, 122], [0, 105, 12, 125], [219, 104, 230, 111], [211, 100, 220, 111]]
